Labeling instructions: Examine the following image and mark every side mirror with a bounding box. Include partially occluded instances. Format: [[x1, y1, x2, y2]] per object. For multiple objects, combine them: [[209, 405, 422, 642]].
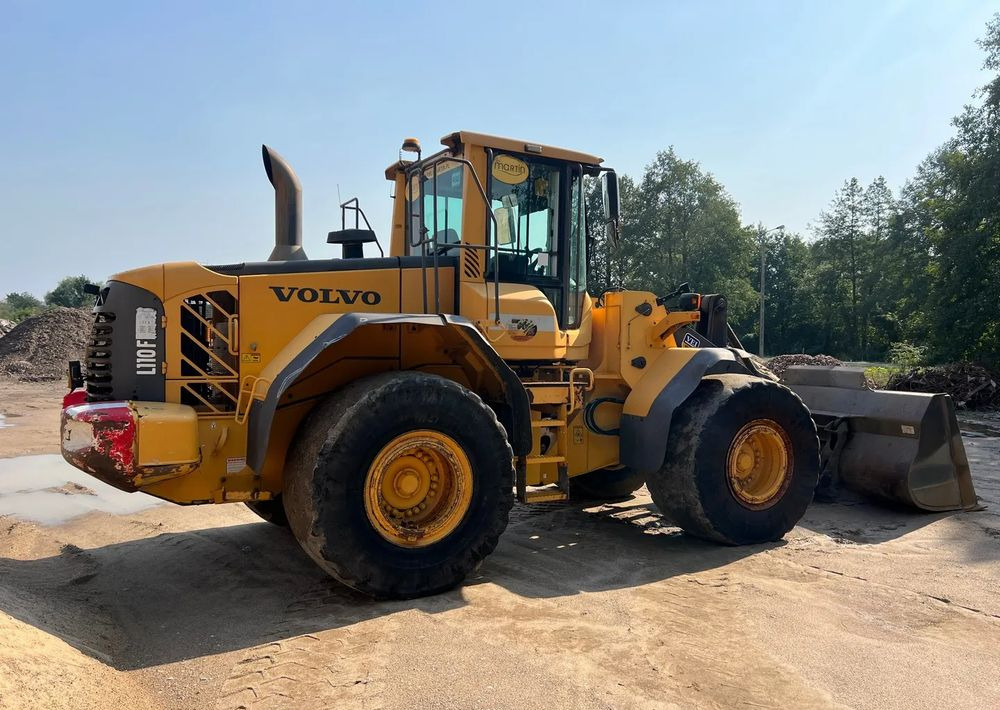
[[601, 171, 621, 243]]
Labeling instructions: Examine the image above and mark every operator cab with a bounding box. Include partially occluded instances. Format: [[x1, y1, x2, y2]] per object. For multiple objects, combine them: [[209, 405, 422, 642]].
[[386, 131, 620, 362]]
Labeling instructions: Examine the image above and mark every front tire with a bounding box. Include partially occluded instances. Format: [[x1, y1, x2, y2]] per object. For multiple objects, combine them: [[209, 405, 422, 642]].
[[647, 375, 819, 545], [283, 372, 514, 599]]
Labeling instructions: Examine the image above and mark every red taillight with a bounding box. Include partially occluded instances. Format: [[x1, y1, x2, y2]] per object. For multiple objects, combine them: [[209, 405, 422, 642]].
[[62, 388, 88, 409], [61, 402, 139, 490]]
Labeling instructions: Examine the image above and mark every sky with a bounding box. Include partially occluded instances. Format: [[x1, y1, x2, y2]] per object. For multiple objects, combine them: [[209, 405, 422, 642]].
[[1, 0, 996, 297]]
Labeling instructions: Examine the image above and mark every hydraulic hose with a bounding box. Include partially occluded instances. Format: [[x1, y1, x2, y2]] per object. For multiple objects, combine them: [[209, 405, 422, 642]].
[[583, 397, 625, 436]]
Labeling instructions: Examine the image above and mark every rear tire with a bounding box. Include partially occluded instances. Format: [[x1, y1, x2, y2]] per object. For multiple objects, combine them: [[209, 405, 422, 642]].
[[283, 372, 514, 599], [647, 375, 819, 545], [572, 466, 645, 500]]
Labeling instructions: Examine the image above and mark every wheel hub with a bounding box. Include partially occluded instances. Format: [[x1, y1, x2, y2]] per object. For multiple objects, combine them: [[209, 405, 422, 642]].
[[364, 430, 473, 547], [726, 419, 793, 509]]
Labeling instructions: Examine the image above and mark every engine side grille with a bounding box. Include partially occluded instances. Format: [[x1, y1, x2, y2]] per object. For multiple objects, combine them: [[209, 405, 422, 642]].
[[177, 290, 240, 414]]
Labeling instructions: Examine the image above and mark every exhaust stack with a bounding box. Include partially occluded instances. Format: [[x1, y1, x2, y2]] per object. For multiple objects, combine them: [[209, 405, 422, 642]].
[[262, 145, 307, 261]]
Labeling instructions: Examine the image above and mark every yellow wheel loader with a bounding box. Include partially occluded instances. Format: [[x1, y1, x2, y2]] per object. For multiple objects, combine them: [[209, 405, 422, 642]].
[[59, 132, 978, 598]]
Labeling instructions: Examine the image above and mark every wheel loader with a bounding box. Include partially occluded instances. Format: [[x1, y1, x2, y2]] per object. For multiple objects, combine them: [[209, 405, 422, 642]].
[[59, 132, 979, 598]]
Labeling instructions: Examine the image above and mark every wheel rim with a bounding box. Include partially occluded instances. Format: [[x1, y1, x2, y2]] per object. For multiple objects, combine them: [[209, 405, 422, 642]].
[[364, 430, 473, 547], [726, 419, 793, 509]]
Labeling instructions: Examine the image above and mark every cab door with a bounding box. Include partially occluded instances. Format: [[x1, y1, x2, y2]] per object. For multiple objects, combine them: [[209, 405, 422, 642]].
[[467, 152, 592, 361]]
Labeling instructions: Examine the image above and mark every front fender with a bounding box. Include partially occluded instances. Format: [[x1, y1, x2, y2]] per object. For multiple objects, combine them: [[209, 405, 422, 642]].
[[619, 347, 745, 474]]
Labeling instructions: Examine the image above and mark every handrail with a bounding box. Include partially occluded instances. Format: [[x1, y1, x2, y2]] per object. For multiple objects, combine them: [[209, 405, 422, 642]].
[[340, 197, 384, 256], [235, 375, 271, 425], [405, 156, 501, 324]]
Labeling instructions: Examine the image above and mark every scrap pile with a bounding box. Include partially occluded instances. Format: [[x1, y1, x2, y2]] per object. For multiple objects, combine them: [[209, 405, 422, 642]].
[[766, 354, 843, 378], [888, 363, 1000, 410], [0, 307, 92, 381]]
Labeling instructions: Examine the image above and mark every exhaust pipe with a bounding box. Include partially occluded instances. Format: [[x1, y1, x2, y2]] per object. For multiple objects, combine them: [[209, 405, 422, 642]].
[[262, 145, 307, 261]]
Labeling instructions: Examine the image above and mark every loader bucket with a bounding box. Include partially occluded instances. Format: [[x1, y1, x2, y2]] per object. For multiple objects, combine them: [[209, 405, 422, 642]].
[[781, 366, 979, 512]]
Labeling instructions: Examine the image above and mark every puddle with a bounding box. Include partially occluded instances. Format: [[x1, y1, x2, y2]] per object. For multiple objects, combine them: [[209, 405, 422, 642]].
[[958, 413, 1000, 438], [0, 454, 164, 525]]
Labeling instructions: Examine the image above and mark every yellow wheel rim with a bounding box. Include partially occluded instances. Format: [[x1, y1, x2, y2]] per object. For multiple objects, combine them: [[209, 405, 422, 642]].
[[726, 419, 793, 509], [364, 430, 474, 547]]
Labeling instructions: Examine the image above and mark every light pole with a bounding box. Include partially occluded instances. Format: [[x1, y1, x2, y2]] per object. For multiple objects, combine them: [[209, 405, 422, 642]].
[[758, 224, 784, 357]]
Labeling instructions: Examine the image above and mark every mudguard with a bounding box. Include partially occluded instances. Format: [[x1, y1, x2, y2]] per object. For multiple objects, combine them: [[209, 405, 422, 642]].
[[245, 312, 531, 472], [620, 347, 747, 474]]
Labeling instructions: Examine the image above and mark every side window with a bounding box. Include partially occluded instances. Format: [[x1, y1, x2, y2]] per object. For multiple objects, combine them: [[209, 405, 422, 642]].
[[407, 163, 464, 256]]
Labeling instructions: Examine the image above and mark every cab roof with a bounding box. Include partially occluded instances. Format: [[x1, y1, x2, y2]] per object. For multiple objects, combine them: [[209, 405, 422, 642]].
[[385, 131, 604, 179], [442, 130, 603, 166]]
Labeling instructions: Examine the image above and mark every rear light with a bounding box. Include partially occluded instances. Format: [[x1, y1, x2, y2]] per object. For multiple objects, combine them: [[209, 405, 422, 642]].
[[61, 402, 138, 490], [62, 388, 88, 409]]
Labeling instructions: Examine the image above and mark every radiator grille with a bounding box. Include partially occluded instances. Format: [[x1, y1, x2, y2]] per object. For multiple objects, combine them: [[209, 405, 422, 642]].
[[84, 308, 115, 401]]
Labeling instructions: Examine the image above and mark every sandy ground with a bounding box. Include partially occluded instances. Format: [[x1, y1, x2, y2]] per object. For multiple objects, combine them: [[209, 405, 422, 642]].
[[0, 381, 997, 710]]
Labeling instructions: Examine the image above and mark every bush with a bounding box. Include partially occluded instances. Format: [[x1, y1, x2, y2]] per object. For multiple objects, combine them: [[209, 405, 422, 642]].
[[888, 341, 927, 369], [865, 365, 899, 388]]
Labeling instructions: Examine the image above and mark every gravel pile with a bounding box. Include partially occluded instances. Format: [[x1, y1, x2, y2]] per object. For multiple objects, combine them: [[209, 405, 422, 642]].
[[888, 363, 999, 410], [0, 307, 93, 381], [766, 353, 843, 378]]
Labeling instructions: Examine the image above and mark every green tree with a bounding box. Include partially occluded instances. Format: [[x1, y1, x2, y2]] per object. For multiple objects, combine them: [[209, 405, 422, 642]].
[[632, 148, 756, 322], [748, 231, 817, 354], [45, 275, 96, 308], [815, 178, 866, 355], [900, 14, 1000, 366], [0, 292, 44, 321], [861, 176, 898, 358]]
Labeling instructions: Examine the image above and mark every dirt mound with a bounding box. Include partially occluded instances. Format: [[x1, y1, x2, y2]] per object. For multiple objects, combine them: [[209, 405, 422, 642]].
[[0, 308, 92, 382], [766, 353, 843, 378], [888, 362, 999, 410]]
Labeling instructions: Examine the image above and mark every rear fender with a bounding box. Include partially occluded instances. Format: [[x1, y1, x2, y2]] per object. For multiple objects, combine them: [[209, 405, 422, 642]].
[[245, 313, 531, 473], [620, 347, 746, 474]]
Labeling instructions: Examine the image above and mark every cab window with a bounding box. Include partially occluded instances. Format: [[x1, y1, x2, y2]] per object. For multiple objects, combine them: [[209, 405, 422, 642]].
[[487, 154, 588, 330], [407, 161, 464, 256], [490, 159, 561, 281]]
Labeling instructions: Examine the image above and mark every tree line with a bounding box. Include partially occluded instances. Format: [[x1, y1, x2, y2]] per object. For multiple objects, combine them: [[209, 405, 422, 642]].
[[0, 276, 96, 322], [591, 13, 1000, 369]]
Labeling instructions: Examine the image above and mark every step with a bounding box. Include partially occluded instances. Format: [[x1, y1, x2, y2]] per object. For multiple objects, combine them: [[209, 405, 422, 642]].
[[525, 455, 566, 465], [531, 419, 567, 428], [523, 488, 569, 503]]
